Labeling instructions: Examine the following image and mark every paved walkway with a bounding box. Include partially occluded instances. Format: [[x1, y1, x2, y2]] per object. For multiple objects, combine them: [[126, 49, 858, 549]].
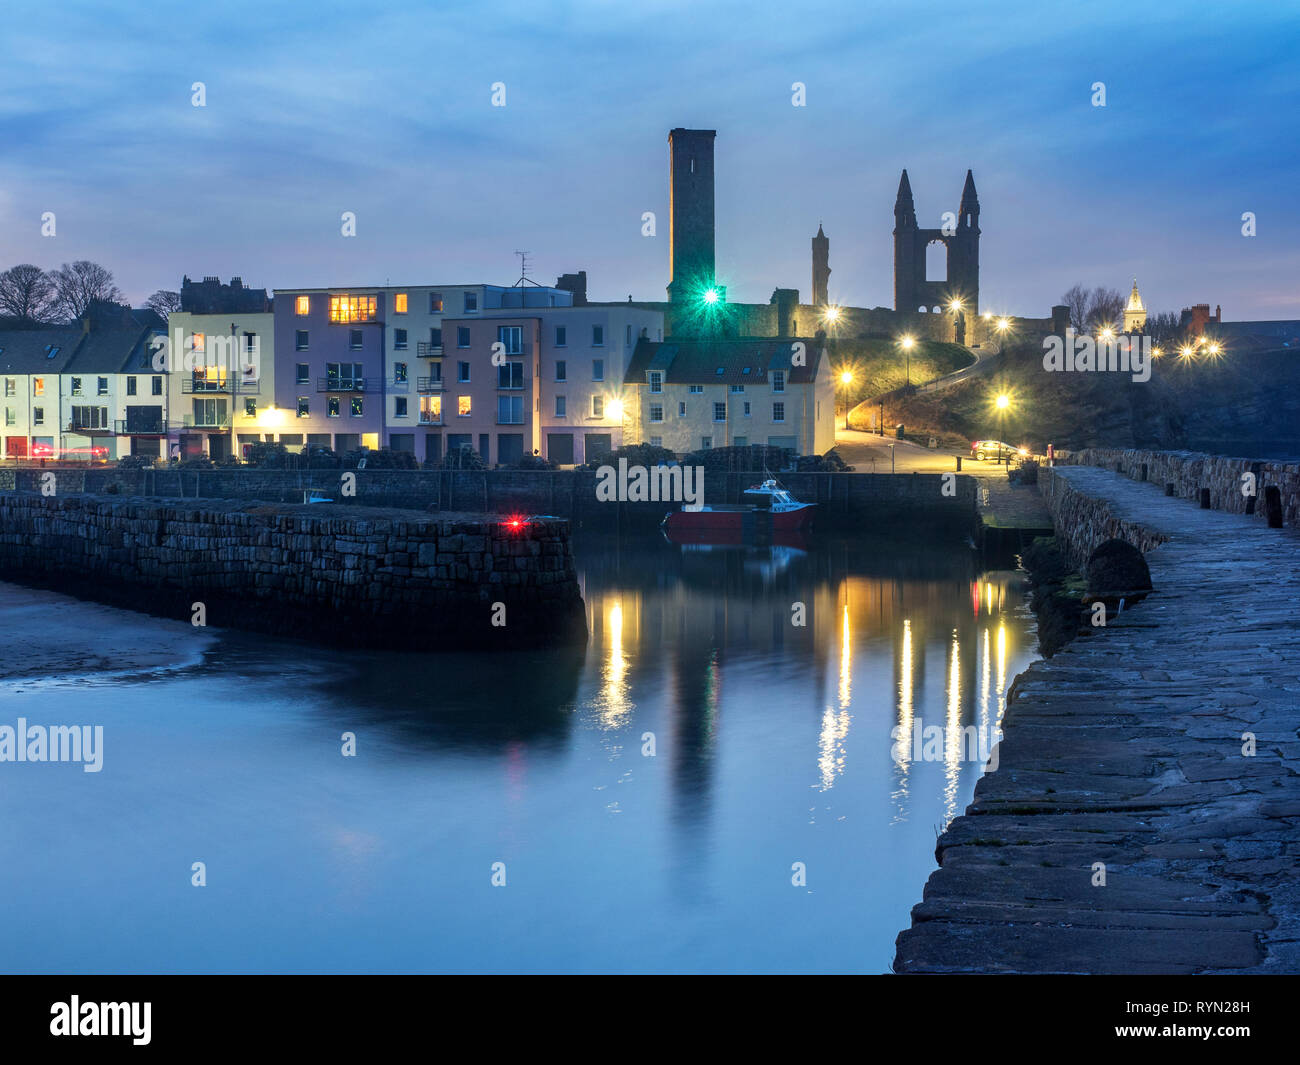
[[895, 466, 1300, 974]]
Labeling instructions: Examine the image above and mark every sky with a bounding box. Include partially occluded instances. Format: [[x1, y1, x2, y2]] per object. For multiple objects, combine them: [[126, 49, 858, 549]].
[[1, 0, 1298, 319]]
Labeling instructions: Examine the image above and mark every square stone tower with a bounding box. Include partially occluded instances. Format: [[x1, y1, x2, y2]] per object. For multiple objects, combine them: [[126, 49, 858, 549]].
[[667, 128, 716, 303]]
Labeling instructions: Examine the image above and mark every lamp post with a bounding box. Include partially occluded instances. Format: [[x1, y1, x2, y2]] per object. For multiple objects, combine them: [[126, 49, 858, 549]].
[[839, 370, 854, 430], [899, 334, 915, 387]]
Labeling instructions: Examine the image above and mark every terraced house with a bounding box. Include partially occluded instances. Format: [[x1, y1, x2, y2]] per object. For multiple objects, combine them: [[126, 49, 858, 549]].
[[0, 303, 165, 461], [621, 337, 835, 456]]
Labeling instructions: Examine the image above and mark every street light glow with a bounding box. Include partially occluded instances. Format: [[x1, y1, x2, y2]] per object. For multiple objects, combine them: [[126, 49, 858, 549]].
[[899, 335, 916, 350], [702, 288, 719, 305], [825, 305, 841, 323], [840, 370, 853, 385], [949, 298, 963, 312], [995, 394, 1010, 410], [605, 398, 624, 420], [996, 317, 1009, 332]]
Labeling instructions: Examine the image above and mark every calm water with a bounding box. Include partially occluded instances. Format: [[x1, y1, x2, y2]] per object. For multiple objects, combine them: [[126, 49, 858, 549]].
[[0, 532, 1036, 974]]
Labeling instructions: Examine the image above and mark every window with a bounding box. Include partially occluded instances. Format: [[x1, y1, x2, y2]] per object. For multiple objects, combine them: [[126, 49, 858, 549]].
[[650, 436, 662, 447], [328, 397, 341, 418], [678, 401, 686, 416], [497, 326, 522, 354], [72, 406, 114, 429], [97, 377, 109, 396], [325, 363, 364, 390], [743, 401, 751, 417], [295, 295, 310, 316], [458, 395, 472, 417], [497, 396, 524, 424], [497, 361, 523, 389], [592, 325, 604, 346], [296, 330, 309, 351], [701, 436, 713, 449], [688, 384, 703, 393], [244, 332, 257, 353], [649, 371, 662, 393], [592, 359, 604, 381], [44, 345, 59, 359], [650, 404, 664, 423], [457, 327, 471, 348], [429, 292, 443, 313], [394, 293, 408, 314], [152, 377, 162, 396], [773, 402, 786, 422], [126, 376, 137, 396], [772, 370, 786, 393], [555, 360, 566, 382], [190, 333, 205, 353], [457, 362, 470, 383], [329, 295, 377, 322], [592, 395, 604, 418], [245, 399, 257, 417], [3, 408, 12, 427], [464, 292, 478, 312], [713, 402, 726, 422], [729, 384, 745, 393], [71, 377, 82, 396], [34, 377, 44, 396], [555, 326, 567, 347], [349, 329, 363, 350], [394, 328, 408, 350], [351, 396, 363, 417], [420, 396, 442, 423], [394, 362, 408, 383], [2, 379, 12, 396], [395, 397, 408, 418], [555, 396, 566, 417], [33, 406, 44, 426], [742, 367, 752, 375], [296, 363, 310, 385], [297, 397, 310, 417]]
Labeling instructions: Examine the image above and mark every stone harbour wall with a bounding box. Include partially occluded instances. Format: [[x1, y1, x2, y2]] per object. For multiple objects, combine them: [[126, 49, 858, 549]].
[[1054, 447, 1300, 529], [0, 493, 587, 649], [1038, 465, 1171, 570]]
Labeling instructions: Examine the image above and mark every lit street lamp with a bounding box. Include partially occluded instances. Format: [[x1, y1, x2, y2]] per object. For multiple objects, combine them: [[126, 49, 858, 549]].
[[839, 369, 854, 429], [899, 334, 916, 386]]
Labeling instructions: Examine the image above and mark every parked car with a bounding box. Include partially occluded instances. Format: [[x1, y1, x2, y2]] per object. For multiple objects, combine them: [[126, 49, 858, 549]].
[[970, 439, 1027, 462]]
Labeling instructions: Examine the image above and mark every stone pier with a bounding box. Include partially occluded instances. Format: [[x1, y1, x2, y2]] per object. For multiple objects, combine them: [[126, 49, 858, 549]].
[[894, 464, 1300, 974]]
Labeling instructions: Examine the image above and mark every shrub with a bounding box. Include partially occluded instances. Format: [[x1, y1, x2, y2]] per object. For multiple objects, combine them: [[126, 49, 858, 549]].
[[577, 442, 677, 471], [303, 446, 341, 469], [245, 441, 293, 469], [439, 447, 487, 470], [116, 454, 152, 469], [1009, 458, 1039, 485], [344, 447, 419, 470], [509, 453, 556, 470], [679, 444, 792, 472]]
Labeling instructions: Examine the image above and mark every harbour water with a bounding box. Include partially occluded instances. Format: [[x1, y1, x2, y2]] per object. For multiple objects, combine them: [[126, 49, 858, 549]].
[[0, 531, 1036, 974]]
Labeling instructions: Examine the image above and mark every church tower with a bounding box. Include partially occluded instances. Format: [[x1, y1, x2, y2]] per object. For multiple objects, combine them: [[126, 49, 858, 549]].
[[893, 170, 918, 311], [811, 223, 830, 306], [949, 170, 980, 314], [1124, 277, 1147, 333], [666, 128, 717, 303]]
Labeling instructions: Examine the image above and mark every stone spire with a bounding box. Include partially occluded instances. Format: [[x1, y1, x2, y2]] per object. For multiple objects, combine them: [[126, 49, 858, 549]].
[[812, 223, 830, 306], [1123, 277, 1147, 333], [894, 170, 916, 229]]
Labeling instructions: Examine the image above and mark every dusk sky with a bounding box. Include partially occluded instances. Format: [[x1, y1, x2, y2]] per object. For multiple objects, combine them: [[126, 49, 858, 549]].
[[2, 0, 1297, 318]]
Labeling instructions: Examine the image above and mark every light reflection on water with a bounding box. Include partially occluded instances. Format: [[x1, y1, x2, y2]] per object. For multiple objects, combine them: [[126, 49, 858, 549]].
[[0, 533, 1035, 974]]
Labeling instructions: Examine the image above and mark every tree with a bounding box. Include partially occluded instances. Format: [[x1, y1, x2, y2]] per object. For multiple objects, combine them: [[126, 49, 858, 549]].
[[1085, 286, 1124, 332], [144, 289, 181, 320], [0, 264, 55, 323], [49, 260, 123, 321], [1144, 311, 1182, 344], [1062, 284, 1090, 332]]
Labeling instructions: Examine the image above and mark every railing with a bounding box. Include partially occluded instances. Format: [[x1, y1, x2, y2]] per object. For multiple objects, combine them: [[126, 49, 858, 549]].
[[114, 418, 165, 435], [418, 413, 443, 425], [181, 378, 259, 394], [64, 420, 114, 434], [317, 378, 374, 392], [417, 342, 443, 357], [173, 415, 232, 430], [416, 377, 444, 392], [391, 377, 411, 390]]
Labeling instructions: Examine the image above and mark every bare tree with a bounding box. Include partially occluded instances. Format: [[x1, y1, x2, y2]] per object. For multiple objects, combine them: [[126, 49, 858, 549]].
[[144, 289, 182, 320], [1085, 287, 1124, 332], [0, 264, 56, 323], [1144, 311, 1182, 344], [49, 260, 123, 321], [1061, 284, 1090, 332]]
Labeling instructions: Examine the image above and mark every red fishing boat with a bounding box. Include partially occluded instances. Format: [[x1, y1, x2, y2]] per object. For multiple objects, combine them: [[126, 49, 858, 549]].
[[662, 479, 816, 535]]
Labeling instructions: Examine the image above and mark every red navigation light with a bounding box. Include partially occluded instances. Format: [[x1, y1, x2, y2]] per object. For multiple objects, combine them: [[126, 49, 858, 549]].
[[505, 515, 526, 532]]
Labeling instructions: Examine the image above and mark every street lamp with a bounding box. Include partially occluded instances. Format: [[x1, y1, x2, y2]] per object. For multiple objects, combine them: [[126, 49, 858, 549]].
[[824, 305, 841, 325], [839, 370, 854, 430], [899, 334, 916, 386], [994, 393, 1011, 465]]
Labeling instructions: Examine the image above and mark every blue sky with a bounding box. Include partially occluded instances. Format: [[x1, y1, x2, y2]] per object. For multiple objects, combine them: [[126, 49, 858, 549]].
[[2, 0, 1298, 318]]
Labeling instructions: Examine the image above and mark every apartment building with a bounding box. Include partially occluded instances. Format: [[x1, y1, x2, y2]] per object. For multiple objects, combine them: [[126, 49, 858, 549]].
[[438, 305, 663, 466], [165, 311, 275, 460], [621, 338, 836, 456]]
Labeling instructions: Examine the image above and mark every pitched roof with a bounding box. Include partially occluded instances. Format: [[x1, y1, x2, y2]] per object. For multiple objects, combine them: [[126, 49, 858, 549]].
[[66, 324, 160, 373], [0, 329, 86, 374], [624, 338, 824, 386]]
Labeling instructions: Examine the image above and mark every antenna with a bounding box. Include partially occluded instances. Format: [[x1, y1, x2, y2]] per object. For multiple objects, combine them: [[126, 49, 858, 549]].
[[513, 250, 541, 288]]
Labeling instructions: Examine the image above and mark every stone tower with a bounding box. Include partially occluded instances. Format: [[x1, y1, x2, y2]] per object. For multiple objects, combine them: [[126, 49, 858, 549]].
[[893, 169, 980, 316], [1123, 277, 1147, 333], [666, 128, 717, 303], [812, 223, 830, 306]]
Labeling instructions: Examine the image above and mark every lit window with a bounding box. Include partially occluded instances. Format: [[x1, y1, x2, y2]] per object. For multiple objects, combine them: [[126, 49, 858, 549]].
[[191, 333, 205, 352], [327, 397, 340, 418], [394, 293, 408, 314], [458, 395, 472, 417], [429, 292, 443, 313], [421, 396, 442, 422], [297, 397, 310, 417], [351, 396, 363, 417], [34, 377, 44, 396], [295, 296, 310, 316], [328, 295, 377, 323], [245, 399, 257, 417]]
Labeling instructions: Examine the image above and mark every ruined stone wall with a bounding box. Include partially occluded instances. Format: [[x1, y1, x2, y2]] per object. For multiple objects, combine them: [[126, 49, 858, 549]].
[[0, 494, 586, 649], [1053, 447, 1300, 529]]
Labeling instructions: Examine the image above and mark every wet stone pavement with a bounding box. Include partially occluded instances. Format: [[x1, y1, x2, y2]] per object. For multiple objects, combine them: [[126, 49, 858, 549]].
[[895, 465, 1300, 974]]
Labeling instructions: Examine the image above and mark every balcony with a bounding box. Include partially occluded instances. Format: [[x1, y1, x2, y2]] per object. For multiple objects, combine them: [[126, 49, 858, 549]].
[[64, 420, 115, 434], [417, 342, 443, 358], [317, 378, 374, 393], [418, 413, 443, 426], [114, 418, 165, 435], [182, 378, 259, 394], [416, 377, 444, 393], [174, 414, 232, 430]]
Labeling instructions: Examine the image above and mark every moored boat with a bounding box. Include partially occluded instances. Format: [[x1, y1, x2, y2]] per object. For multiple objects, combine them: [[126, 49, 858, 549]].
[[662, 479, 816, 534]]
